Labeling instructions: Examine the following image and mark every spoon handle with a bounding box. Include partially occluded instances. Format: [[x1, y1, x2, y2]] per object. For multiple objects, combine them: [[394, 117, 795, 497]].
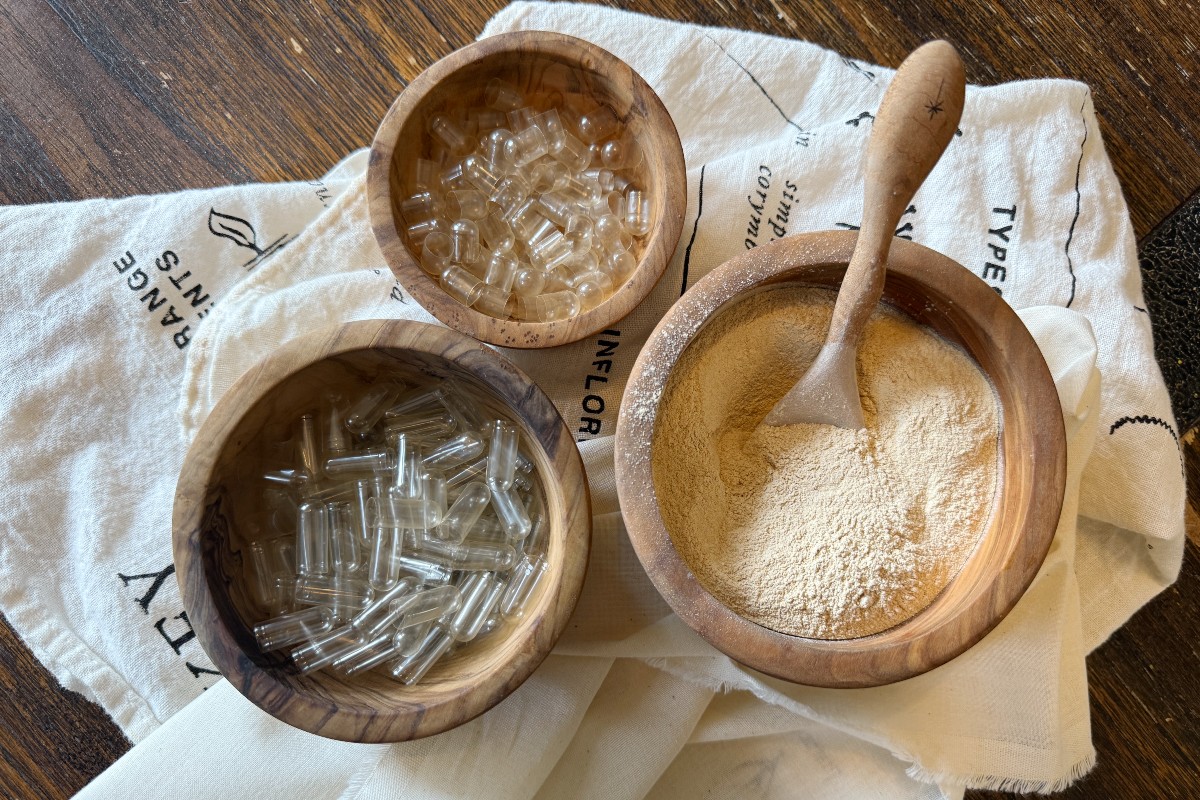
[[826, 40, 965, 347]]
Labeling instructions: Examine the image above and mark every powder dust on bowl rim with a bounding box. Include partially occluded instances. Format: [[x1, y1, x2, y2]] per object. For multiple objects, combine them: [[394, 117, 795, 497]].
[[650, 285, 1000, 640]]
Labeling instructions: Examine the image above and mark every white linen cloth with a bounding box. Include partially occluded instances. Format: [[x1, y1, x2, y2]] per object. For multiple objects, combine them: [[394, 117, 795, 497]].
[[0, 3, 1183, 797]]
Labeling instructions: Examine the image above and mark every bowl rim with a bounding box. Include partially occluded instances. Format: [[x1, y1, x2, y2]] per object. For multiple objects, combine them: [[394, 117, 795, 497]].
[[614, 230, 1067, 688], [172, 319, 592, 741], [366, 30, 687, 349]]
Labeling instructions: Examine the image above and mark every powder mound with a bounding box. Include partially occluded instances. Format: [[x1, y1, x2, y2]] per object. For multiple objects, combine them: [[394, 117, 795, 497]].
[[652, 286, 1000, 639]]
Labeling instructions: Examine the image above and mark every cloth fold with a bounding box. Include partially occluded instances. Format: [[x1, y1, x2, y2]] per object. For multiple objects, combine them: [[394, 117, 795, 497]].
[[0, 4, 1184, 798]]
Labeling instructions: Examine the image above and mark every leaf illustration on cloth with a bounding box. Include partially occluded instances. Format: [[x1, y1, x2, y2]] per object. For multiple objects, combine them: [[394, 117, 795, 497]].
[[208, 208, 263, 254]]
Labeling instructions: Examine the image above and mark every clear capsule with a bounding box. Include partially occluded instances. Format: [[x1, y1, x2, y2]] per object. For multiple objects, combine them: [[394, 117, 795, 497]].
[[294, 574, 374, 612], [576, 106, 620, 143], [624, 188, 652, 236], [478, 214, 515, 253], [393, 585, 463, 629], [485, 78, 524, 111], [254, 606, 335, 652], [390, 626, 454, 684], [500, 555, 548, 619], [346, 384, 403, 435], [428, 114, 470, 154], [487, 421, 519, 491], [423, 432, 486, 469], [440, 263, 484, 307], [292, 624, 365, 675], [474, 285, 514, 318], [490, 483, 533, 539], [418, 538, 516, 572], [434, 480, 492, 543]]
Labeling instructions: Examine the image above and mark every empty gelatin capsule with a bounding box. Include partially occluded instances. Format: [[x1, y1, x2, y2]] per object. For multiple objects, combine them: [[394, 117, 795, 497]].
[[434, 480, 492, 543], [394, 585, 463, 629], [500, 554, 548, 619], [487, 421, 519, 491], [624, 188, 652, 236], [346, 384, 403, 435], [325, 447, 391, 476], [489, 174, 529, 214], [407, 158, 440, 190], [419, 539, 516, 572], [350, 576, 418, 633], [296, 500, 330, 576], [292, 624, 366, 675], [400, 190, 442, 221], [482, 250, 518, 291], [294, 574, 374, 611], [446, 456, 488, 489], [332, 631, 396, 674], [392, 553, 454, 586], [440, 264, 484, 307], [428, 114, 470, 153], [517, 290, 581, 323], [491, 483, 533, 539], [394, 622, 429, 657], [577, 106, 619, 143], [254, 606, 335, 652], [478, 213, 515, 253], [573, 271, 614, 311], [249, 539, 283, 607], [603, 250, 638, 282], [406, 216, 446, 245], [600, 135, 643, 170], [448, 572, 492, 637], [384, 412, 457, 443], [504, 124, 549, 166], [595, 214, 632, 253], [424, 432, 485, 469], [455, 576, 505, 642], [484, 78, 524, 111], [535, 108, 566, 152], [368, 524, 404, 592], [387, 386, 446, 419], [449, 219, 481, 264], [467, 108, 507, 135], [353, 479, 373, 543], [553, 130, 593, 173], [446, 189, 489, 221], [474, 285, 514, 318], [296, 414, 321, 482], [462, 155, 499, 194], [328, 503, 362, 574], [506, 106, 538, 132], [392, 627, 454, 685]]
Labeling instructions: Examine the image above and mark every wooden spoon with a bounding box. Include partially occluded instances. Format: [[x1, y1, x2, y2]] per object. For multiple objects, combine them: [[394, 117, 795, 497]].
[[763, 40, 966, 428]]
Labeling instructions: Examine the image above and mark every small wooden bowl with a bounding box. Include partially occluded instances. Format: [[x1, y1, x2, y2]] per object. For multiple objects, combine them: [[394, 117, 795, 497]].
[[367, 31, 687, 349], [172, 320, 591, 741], [615, 231, 1066, 688]]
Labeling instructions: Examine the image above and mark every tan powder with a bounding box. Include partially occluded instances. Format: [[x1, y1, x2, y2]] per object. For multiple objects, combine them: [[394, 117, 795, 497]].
[[652, 286, 1000, 639]]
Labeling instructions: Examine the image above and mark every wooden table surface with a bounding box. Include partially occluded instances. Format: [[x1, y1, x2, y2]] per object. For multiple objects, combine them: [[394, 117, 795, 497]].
[[2, 1, 1197, 797]]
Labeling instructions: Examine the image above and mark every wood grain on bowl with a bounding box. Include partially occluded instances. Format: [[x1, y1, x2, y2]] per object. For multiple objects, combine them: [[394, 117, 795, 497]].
[[367, 31, 686, 349], [173, 320, 591, 741], [615, 231, 1066, 688]]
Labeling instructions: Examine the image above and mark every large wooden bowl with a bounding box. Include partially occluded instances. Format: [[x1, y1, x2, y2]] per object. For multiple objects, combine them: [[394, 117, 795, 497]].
[[173, 320, 591, 740], [367, 31, 686, 349], [615, 232, 1066, 688]]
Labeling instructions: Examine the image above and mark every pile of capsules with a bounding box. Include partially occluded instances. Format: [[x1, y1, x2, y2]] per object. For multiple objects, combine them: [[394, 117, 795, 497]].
[[248, 379, 548, 686], [401, 77, 653, 322]]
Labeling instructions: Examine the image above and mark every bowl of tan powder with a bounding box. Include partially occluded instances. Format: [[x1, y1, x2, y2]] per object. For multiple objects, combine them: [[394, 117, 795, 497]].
[[615, 230, 1066, 688]]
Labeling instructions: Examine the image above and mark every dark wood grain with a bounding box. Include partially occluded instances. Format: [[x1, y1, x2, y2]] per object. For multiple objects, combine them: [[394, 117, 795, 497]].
[[1, 0, 1197, 796]]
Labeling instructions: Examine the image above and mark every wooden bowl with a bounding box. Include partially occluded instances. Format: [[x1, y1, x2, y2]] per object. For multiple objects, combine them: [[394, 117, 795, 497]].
[[172, 320, 591, 740], [615, 231, 1066, 688], [367, 31, 687, 349]]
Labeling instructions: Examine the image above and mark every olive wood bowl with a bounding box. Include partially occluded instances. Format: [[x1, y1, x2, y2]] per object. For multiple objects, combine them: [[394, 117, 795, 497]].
[[173, 320, 591, 740], [615, 231, 1066, 688], [367, 31, 687, 349]]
